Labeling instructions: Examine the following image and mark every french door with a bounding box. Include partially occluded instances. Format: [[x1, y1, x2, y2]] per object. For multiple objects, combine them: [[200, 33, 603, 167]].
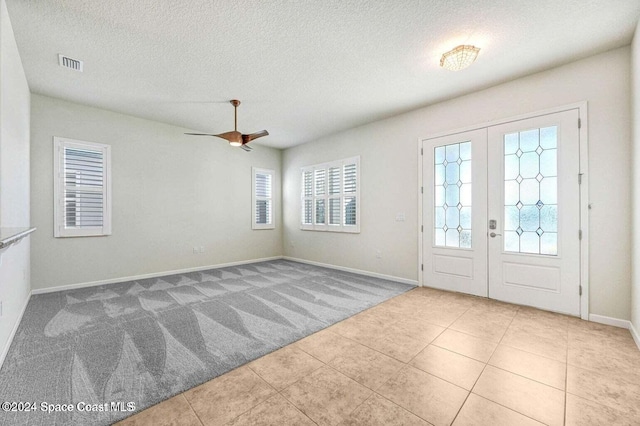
[[422, 109, 582, 316]]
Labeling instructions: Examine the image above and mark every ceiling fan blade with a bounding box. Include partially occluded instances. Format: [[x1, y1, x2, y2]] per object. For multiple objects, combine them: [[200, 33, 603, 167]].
[[213, 131, 240, 142], [240, 144, 253, 152], [184, 132, 218, 136], [242, 130, 269, 143]]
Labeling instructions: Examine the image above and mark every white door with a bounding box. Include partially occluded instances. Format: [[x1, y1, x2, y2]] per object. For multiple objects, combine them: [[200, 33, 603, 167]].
[[487, 110, 581, 315], [422, 129, 488, 297], [422, 109, 581, 315]]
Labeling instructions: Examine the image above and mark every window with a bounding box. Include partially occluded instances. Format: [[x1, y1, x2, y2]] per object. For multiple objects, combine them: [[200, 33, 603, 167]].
[[53, 137, 111, 237], [503, 127, 558, 255], [301, 156, 360, 233], [252, 168, 274, 229], [434, 141, 472, 248]]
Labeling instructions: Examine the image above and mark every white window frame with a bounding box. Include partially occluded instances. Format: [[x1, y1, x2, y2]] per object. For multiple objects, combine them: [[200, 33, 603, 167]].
[[53, 137, 112, 238], [252, 167, 275, 230], [300, 156, 360, 233]]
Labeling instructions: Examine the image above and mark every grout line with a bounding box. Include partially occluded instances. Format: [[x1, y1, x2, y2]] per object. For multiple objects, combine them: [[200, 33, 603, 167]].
[[450, 305, 521, 425], [465, 393, 551, 426], [181, 394, 206, 426]]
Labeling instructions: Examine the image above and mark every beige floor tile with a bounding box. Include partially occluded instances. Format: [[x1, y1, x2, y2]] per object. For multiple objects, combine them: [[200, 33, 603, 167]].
[[389, 318, 446, 345], [432, 329, 498, 363], [329, 315, 386, 342], [337, 394, 432, 426], [568, 329, 640, 363], [184, 366, 276, 426], [489, 345, 566, 390], [567, 317, 634, 340], [248, 346, 324, 390], [452, 393, 544, 426], [377, 365, 468, 426], [226, 394, 315, 426], [413, 304, 470, 328], [281, 365, 372, 426], [472, 366, 564, 426], [328, 341, 404, 390], [116, 395, 194, 426], [472, 299, 520, 316], [449, 310, 513, 342], [295, 328, 358, 363], [501, 327, 567, 362], [566, 364, 640, 417], [567, 344, 640, 383], [565, 393, 640, 426], [166, 410, 204, 426], [515, 306, 571, 328], [410, 345, 485, 390], [508, 318, 568, 343], [351, 328, 430, 363]]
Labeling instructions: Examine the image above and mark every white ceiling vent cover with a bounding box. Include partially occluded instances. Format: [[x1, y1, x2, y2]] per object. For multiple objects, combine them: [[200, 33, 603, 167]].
[[58, 54, 83, 72]]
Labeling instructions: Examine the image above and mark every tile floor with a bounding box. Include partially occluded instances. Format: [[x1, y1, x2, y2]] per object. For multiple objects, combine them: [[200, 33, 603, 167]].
[[116, 287, 640, 426]]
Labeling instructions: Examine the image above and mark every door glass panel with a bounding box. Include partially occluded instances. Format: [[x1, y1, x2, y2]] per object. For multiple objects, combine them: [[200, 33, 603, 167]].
[[434, 141, 472, 248], [503, 127, 558, 255]]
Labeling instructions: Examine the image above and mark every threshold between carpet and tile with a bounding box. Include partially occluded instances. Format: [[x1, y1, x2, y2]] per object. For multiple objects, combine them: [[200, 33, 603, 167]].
[[122, 285, 640, 426], [0, 259, 413, 425]]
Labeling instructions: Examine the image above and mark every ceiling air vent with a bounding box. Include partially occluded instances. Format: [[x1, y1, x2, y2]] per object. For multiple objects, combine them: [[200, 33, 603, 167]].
[[58, 54, 83, 72]]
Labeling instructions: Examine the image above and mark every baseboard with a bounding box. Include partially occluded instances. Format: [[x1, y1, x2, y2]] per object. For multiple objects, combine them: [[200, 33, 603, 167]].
[[0, 290, 31, 369], [588, 313, 630, 329], [630, 322, 640, 351], [31, 256, 284, 295], [282, 256, 418, 286]]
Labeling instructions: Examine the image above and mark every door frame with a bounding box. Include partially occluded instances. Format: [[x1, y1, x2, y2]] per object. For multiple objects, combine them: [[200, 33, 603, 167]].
[[417, 102, 589, 320]]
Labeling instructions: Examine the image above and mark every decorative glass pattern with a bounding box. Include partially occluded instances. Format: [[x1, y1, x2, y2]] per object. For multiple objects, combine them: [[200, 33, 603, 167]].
[[503, 127, 558, 255], [434, 141, 472, 248]]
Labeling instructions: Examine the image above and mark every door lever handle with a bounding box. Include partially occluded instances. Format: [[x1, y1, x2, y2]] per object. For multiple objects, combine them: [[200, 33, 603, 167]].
[[490, 232, 502, 238]]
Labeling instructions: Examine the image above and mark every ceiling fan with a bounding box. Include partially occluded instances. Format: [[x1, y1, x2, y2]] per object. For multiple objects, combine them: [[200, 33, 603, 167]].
[[185, 100, 268, 152]]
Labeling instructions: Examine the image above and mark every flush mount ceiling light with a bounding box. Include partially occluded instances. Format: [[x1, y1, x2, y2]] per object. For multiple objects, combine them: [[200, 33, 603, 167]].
[[440, 45, 480, 71]]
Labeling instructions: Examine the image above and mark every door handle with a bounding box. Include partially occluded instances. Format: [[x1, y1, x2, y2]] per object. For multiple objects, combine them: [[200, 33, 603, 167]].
[[490, 232, 502, 238]]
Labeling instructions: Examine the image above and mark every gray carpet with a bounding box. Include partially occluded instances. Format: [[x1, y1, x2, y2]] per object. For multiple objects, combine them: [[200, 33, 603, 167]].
[[0, 260, 413, 425]]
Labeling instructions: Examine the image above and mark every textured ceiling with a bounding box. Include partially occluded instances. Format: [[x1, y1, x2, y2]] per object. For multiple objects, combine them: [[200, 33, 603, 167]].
[[6, 0, 640, 148]]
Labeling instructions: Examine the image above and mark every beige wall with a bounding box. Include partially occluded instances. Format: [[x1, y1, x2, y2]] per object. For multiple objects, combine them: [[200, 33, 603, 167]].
[[0, 0, 31, 357], [30, 94, 282, 290], [631, 21, 640, 333], [283, 46, 632, 320]]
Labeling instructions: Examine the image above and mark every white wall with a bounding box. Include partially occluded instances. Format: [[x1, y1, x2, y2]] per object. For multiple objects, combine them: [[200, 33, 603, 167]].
[[284, 46, 632, 320], [0, 0, 31, 356], [30, 94, 282, 290], [631, 21, 640, 336]]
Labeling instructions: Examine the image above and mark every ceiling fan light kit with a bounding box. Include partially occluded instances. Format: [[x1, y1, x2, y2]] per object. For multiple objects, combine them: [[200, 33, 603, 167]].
[[184, 99, 269, 152], [440, 45, 480, 71]]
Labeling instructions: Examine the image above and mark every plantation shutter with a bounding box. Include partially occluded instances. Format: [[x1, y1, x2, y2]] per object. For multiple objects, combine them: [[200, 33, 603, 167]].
[[343, 160, 358, 227], [252, 168, 275, 229], [54, 138, 111, 237], [300, 156, 360, 232]]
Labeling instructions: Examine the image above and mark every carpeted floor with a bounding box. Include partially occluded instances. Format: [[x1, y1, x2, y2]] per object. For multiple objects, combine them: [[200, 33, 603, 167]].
[[0, 260, 413, 425]]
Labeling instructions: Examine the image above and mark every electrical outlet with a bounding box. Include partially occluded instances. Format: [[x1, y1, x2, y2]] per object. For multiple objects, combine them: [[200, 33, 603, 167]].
[[375, 250, 382, 259], [199, 246, 205, 254], [395, 212, 406, 222], [193, 247, 199, 254]]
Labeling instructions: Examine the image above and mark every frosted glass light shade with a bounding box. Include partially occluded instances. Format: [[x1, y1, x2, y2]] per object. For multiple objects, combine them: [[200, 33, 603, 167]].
[[440, 45, 480, 71]]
